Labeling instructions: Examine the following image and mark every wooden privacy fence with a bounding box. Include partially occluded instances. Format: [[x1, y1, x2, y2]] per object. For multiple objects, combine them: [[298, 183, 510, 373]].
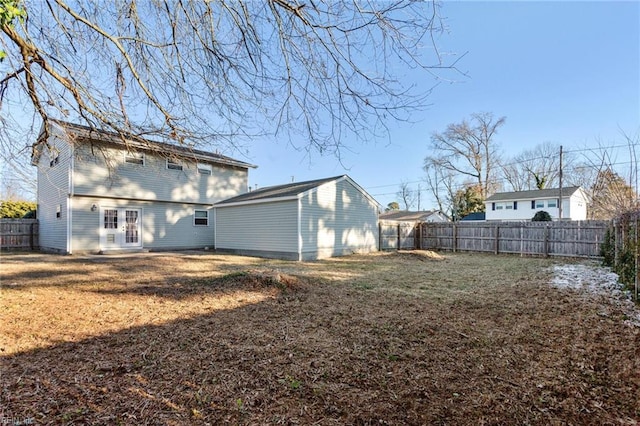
[[379, 222, 418, 250], [381, 220, 609, 258], [0, 219, 39, 250]]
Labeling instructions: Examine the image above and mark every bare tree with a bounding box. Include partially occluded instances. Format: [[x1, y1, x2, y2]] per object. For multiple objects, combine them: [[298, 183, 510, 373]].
[[1, 0, 458, 170], [500, 142, 574, 191], [396, 181, 417, 211], [426, 112, 505, 199], [423, 158, 457, 214]]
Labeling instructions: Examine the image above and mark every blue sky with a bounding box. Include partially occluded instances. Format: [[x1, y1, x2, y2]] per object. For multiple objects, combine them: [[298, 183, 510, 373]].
[[245, 1, 640, 209]]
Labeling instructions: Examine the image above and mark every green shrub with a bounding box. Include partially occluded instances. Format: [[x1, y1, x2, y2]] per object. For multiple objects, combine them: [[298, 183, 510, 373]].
[[532, 211, 552, 222], [0, 200, 37, 218]]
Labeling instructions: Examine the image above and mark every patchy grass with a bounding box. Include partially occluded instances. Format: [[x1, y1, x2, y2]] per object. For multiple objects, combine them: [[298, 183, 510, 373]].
[[1, 250, 639, 425]]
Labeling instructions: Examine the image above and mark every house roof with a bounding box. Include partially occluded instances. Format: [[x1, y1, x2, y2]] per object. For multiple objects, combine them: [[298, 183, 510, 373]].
[[485, 186, 583, 202], [33, 119, 256, 169], [379, 210, 444, 221], [215, 175, 379, 208], [460, 212, 486, 221]]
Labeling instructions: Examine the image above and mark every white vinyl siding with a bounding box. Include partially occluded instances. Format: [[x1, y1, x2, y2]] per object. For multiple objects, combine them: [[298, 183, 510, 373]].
[[36, 133, 71, 252], [300, 179, 378, 259], [73, 143, 248, 205], [71, 197, 215, 252], [215, 201, 299, 254]]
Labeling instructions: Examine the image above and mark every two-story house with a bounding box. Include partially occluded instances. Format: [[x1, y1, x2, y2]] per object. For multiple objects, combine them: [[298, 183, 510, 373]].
[[31, 120, 255, 254], [485, 187, 589, 221]]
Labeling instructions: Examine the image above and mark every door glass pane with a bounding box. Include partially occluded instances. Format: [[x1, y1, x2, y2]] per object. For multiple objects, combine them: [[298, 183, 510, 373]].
[[104, 209, 118, 229], [125, 210, 139, 243]]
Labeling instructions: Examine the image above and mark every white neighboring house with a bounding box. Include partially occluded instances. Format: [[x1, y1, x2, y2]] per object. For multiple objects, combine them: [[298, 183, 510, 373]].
[[214, 175, 380, 261], [485, 187, 589, 221], [32, 120, 255, 254]]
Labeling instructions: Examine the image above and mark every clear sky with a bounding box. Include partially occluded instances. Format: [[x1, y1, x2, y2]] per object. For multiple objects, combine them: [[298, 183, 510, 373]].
[[244, 1, 640, 209]]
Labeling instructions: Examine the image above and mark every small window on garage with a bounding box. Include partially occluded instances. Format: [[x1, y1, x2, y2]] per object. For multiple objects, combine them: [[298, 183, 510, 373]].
[[56, 204, 61, 219], [194, 210, 209, 226]]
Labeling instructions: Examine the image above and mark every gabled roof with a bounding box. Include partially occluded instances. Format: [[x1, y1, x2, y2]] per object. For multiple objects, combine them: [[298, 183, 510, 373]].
[[379, 210, 444, 221], [485, 186, 583, 202], [215, 175, 379, 208], [32, 119, 256, 169]]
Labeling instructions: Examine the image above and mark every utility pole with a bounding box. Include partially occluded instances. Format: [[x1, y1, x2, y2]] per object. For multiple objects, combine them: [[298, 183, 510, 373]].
[[558, 145, 563, 220]]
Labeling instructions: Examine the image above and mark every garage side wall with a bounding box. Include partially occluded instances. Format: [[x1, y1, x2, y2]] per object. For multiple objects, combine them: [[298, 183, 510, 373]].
[[215, 200, 299, 260], [300, 179, 379, 260]]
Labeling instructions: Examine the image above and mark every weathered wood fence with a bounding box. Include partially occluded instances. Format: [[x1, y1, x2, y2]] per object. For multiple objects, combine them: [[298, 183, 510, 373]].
[[380, 220, 609, 258], [0, 219, 39, 250]]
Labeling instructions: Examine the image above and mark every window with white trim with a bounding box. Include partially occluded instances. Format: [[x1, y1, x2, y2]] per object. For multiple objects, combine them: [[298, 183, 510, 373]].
[[197, 163, 212, 175], [547, 199, 557, 208], [535, 200, 544, 209], [495, 203, 504, 210], [194, 209, 209, 226], [124, 151, 145, 165], [166, 158, 183, 170]]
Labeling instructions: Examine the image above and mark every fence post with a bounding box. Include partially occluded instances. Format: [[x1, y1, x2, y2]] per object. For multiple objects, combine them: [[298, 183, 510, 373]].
[[397, 224, 401, 251], [452, 223, 457, 253], [494, 224, 499, 255], [544, 225, 550, 258], [378, 222, 382, 251]]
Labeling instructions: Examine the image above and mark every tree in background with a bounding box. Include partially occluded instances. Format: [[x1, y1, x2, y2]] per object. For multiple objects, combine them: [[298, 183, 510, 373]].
[[1, 0, 457, 183], [385, 202, 400, 212], [451, 184, 484, 221], [425, 112, 505, 199], [396, 181, 417, 211], [423, 159, 457, 215], [500, 142, 574, 191], [589, 169, 637, 219]]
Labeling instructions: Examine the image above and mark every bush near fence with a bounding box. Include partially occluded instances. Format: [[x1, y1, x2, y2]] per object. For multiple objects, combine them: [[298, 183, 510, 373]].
[[602, 211, 639, 300], [0, 219, 39, 251]]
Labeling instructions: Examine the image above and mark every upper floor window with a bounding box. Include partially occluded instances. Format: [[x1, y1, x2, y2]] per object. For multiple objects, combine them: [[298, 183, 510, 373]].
[[167, 158, 183, 171], [535, 200, 544, 209], [49, 149, 60, 167], [124, 151, 145, 165], [547, 199, 557, 208], [197, 163, 212, 175]]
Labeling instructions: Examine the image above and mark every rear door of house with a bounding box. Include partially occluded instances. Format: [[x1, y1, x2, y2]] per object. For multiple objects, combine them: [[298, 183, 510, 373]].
[[100, 207, 142, 250]]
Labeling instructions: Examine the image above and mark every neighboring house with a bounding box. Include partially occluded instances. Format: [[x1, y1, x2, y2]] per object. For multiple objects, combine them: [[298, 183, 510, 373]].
[[31, 120, 255, 254], [214, 175, 380, 261], [379, 210, 449, 223], [485, 187, 588, 221]]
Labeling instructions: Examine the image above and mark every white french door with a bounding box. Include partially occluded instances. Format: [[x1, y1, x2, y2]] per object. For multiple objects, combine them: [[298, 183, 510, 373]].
[[100, 207, 142, 249]]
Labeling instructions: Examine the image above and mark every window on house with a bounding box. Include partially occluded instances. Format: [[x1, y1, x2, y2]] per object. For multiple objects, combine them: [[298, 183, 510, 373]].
[[167, 158, 183, 170], [125, 151, 145, 165], [197, 163, 212, 175], [49, 155, 59, 167], [56, 204, 61, 219], [194, 210, 209, 226], [104, 209, 118, 229], [547, 199, 557, 208], [506, 204, 513, 210], [496, 203, 504, 210], [535, 200, 544, 209]]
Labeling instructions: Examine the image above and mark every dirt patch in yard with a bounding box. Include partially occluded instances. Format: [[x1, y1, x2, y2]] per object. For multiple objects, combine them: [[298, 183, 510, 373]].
[[1, 251, 639, 425]]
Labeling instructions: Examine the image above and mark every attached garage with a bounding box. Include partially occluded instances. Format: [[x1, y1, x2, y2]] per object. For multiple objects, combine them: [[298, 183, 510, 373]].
[[214, 175, 380, 260]]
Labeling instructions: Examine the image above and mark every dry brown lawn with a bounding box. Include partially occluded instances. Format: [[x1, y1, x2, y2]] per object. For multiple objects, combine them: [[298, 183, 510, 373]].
[[1, 250, 639, 425]]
